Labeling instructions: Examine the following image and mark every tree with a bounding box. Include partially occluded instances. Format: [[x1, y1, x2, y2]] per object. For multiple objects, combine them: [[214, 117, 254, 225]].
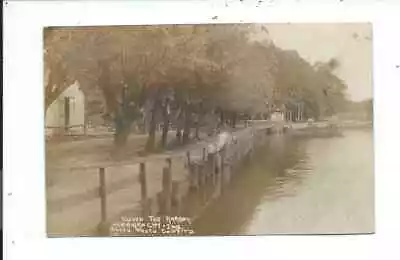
[[44, 29, 76, 112], [271, 46, 348, 120], [313, 58, 348, 117], [44, 26, 173, 148], [45, 24, 350, 154]]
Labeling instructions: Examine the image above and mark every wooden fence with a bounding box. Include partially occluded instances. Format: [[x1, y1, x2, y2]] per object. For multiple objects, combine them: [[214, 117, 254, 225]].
[[47, 124, 281, 236]]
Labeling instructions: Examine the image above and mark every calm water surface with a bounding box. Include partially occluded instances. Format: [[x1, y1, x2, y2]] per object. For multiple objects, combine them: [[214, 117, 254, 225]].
[[192, 129, 374, 235]]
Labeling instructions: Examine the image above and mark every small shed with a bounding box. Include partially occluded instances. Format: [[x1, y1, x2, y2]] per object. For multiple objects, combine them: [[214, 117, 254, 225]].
[[45, 81, 85, 136]]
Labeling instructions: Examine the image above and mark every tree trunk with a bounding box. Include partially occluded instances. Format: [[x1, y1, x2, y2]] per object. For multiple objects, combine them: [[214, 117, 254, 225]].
[[194, 109, 201, 140], [140, 110, 147, 134], [145, 106, 157, 152], [194, 120, 200, 140], [113, 108, 129, 148], [175, 107, 183, 144], [176, 127, 182, 144], [114, 126, 130, 147], [182, 124, 190, 144], [219, 109, 224, 128], [161, 99, 170, 148], [182, 103, 191, 145], [231, 112, 237, 128]]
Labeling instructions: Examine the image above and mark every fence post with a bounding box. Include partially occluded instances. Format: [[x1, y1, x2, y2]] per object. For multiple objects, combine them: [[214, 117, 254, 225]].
[[220, 148, 226, 193], [162, 166, 172, 215], [225, 162, 232, 183], [166, 158, 172, 171], [249, 141, 254, 160], [139, 163, 147, 201], [208, 153, 216, 186], [98, 167, 108, 235], [197, 164, 207, 204], [157, 191, 165, 215], [198, 164, 205, 188], [234, 140, 239, 171], [186, 151, 191, 169], [189, 164, 198, 191], [139, 162, 148, 216], [171, 181, 181, 215], [143, 198, 153, 218]]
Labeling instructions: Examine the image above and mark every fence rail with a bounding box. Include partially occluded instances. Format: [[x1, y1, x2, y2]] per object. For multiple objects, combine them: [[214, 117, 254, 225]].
[[47, 122, 282, 236]]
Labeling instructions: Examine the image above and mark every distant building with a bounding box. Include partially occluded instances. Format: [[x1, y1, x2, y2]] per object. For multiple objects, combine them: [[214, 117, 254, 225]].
[[45, 81, 85, 136], [270, 109, 285, 122]]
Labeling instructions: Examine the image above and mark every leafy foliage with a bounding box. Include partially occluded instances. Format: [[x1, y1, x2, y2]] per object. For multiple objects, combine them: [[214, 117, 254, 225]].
[[44, 24, 350, 148]]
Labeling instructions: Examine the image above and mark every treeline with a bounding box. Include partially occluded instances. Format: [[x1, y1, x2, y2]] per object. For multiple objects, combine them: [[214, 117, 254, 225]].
[[44, 24, 348, 151], [341, 98, 373, 121]]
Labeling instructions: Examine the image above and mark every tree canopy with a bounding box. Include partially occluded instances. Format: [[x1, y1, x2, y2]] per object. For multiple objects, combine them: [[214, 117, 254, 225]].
[[44, 24, 350, 149]]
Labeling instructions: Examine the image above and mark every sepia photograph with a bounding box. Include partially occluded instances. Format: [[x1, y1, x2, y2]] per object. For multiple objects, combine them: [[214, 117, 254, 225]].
[[44, 23, 374, 237]]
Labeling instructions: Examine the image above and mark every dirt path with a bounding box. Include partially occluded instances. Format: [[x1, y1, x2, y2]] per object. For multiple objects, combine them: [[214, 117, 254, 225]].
[[46, 124, 269, 236], [46, 131, 223, 235]]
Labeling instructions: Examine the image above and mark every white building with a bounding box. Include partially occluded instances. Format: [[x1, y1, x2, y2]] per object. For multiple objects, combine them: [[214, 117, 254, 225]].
[[270, 110, 285, 122], [45, 81, 85, 136]]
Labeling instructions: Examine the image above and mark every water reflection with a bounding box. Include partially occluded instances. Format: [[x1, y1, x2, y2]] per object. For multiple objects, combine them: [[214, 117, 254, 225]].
[[192, 134, 310, 235], [192, 129, 374, 235]]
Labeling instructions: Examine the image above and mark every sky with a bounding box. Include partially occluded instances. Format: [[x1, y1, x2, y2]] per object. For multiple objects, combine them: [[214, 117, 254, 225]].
[[258, 23, 373, 102]]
